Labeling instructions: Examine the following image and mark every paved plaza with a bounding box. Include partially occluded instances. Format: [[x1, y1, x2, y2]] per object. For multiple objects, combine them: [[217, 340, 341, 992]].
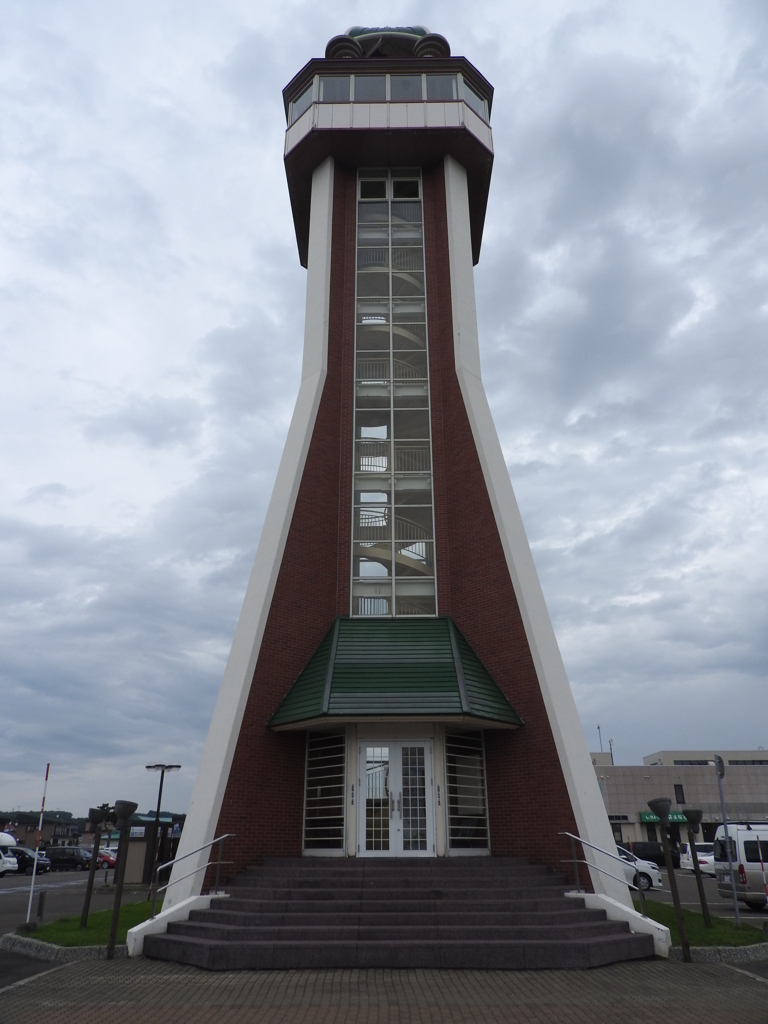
[[2, 957, 768, 1024]]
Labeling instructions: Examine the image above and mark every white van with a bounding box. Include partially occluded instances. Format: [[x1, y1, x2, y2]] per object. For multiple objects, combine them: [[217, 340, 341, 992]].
[[713, 823, 768, 910], [0, 831, 19, 877]]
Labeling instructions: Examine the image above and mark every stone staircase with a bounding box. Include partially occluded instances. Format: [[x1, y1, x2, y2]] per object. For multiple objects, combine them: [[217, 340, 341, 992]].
[[143, 857, 654, 970]]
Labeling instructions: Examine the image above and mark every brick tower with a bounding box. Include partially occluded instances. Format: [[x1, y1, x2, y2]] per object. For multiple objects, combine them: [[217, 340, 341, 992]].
[[165, 27, 629, 909]]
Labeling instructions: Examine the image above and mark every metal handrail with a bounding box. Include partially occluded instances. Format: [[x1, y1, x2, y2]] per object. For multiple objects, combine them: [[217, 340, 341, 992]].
[[150, 833, 235, 920], [559, 830, 647, 917]]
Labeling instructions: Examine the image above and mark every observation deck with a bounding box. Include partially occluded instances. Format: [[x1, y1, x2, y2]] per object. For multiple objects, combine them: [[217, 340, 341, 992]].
[[283, 27, 494, 266]]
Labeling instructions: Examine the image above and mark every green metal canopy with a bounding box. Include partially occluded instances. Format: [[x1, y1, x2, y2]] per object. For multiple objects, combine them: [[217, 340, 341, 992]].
[[268, 616, 523, 730]]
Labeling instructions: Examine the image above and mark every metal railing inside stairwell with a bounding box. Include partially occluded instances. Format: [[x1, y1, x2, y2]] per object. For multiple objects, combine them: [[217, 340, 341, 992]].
[[149, 833, 235, 920], [559, 831, 647, 917]]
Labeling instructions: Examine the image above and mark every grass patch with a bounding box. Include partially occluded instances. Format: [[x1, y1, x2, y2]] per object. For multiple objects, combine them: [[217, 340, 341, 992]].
[[31, 899, 162, 947], [634, 899, 767, 947]]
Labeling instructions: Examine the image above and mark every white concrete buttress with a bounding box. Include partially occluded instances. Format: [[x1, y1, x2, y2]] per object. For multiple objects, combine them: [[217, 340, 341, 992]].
[[163, 157, 336, 910], [442, 155, 631, 907]]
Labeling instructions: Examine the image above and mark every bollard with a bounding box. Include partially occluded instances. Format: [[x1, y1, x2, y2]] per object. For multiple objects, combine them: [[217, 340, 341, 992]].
[[36, 890, 46, 923]]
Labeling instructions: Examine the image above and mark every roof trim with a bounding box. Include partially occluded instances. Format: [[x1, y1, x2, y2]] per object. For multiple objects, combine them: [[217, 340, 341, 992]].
[[322, 616, 341, 713]]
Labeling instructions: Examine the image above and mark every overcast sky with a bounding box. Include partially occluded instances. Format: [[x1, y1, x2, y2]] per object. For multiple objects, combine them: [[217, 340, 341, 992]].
[[1, 1, 766, 817]]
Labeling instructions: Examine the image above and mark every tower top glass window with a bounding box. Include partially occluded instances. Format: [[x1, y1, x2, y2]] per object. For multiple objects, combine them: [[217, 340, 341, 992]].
[[352, 169, 437, 618]]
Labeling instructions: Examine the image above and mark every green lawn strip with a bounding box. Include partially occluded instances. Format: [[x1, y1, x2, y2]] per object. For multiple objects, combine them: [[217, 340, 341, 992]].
[[634, 899, 766, 947], [31, 899, 162, 947]]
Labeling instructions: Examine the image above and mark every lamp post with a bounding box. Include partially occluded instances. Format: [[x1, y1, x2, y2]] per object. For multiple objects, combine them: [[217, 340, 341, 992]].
[[682, 808, 711, 928], [648, 797, 691, 963], [106, 799, 138, 961], [145, 764, 180, 894]]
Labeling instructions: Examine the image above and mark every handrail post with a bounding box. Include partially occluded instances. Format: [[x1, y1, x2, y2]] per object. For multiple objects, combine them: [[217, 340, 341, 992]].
[[215, 837, 224, 891], [150, 868, 159, 920], [635, 854, 647, 917], [570, 835, 581, 892]]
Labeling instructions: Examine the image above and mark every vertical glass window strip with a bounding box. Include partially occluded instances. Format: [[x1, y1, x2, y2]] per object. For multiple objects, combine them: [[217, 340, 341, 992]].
[[303, 732, 346, 850], [353, 170, 437, 617], [445, 732, 490, 850]]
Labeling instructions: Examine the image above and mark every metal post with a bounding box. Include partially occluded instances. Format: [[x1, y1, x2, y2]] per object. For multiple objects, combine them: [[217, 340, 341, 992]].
[[25, 763, 49, 925], [634, 855, 647, 917], [148, 769, 165, 896], [80, 817, 103, 929], [570, 834, 581, 892], [715, 757, 740, 927], [215, 838, 223, 891], [687, 827, 711, 928], [36, 890, 46, 923], [150, 872, 159, 920]]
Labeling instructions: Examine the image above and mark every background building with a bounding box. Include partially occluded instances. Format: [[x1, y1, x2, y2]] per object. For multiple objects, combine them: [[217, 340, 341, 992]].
[[593, 749, 768, 844]]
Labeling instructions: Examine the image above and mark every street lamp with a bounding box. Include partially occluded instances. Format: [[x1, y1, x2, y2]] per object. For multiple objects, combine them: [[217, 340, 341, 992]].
[[682, 808, 711, 927], [648, 797, 691, 963], [106, 799, 138, 960], [146, 764, 181, 894]]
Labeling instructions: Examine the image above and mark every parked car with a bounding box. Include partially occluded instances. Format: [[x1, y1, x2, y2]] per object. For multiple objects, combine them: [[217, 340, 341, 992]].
[[46, 846, 92, 872], [98, 849, 118, 868], [618, 841, 681, 870], [0, 832, 19, 877], [617, 849, 664, 891], [10, 847, 51, 875], [714, 823, 768, 911], [679, 842, 716, 876]]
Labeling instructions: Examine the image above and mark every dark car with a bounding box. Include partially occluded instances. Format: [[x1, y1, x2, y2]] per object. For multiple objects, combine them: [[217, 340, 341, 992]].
[[11, 847, 51, 875], [618, 841, 680, 870], [46, 846, 92, 872]]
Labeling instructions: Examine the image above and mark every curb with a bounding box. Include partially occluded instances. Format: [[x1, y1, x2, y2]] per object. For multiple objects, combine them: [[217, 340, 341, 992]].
[[668, 942, 768, 963], [0, 932, 128, 962]]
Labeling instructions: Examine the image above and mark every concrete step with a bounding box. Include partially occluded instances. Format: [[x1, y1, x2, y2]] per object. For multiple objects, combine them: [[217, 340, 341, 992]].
[[144, 933, 655, 971], [192, 907, 609, 927], [167, 919, 632, 943], [216, 896, 581, 915], [222, 880, 573, 897], [233, 874, 565, 889], [142, 856, 654, 972]]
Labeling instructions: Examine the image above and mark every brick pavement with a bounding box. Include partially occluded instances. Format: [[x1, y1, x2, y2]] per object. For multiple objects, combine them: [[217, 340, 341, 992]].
[[1, 959, 768, 1024]]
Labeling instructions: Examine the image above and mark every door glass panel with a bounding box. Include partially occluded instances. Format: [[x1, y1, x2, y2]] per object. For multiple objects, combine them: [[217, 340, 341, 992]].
[[401, 746, 427, 851], [365, 747, 390, 851]]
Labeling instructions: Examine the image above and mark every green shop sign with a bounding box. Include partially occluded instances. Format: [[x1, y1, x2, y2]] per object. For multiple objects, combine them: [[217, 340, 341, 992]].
[[640, 810, 689, 823]]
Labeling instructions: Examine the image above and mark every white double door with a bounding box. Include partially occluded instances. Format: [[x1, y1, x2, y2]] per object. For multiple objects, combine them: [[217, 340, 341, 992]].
[[358, 740, 435, 857]]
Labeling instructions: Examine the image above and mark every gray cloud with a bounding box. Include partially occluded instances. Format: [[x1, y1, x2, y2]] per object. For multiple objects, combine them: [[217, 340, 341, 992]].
[[83, 395, 205, 448], [1, 3, 767, 816]]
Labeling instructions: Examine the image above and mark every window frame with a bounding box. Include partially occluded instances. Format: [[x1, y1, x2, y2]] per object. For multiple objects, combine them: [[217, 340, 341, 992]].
[[288, 73, 490, 125]]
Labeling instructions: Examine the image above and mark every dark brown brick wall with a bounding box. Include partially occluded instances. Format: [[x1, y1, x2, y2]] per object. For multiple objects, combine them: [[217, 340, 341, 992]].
[[212, 162, 357, 879], [423, 163, 582, 880], [210, 159, 583, 887]]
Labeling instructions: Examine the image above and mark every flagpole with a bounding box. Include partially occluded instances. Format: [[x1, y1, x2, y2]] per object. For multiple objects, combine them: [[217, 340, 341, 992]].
[[26, 764, 50, 925]]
